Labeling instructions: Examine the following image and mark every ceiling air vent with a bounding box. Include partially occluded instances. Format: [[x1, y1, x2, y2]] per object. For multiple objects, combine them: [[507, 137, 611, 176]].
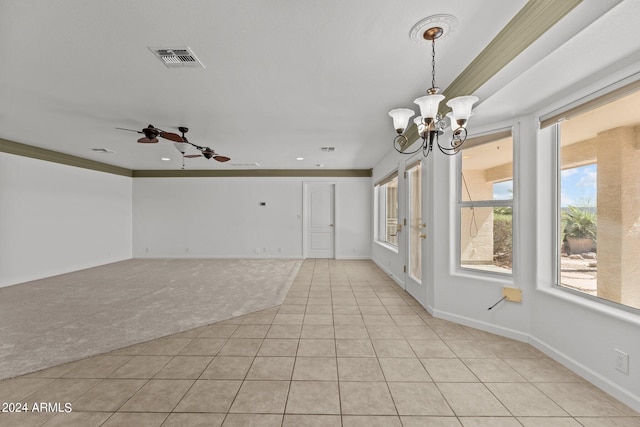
[[148, 46, 205, 68], [92, 148, 115, 153], [320, 147, 335, 152]]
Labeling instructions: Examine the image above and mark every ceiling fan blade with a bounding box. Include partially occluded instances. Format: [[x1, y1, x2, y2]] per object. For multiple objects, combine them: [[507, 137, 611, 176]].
[[184, 154, 202, 158], [159, 131, 184, 142], [116, 127, 143, 134], [137, 137, 159, 143], [213, 155, 231, 162]]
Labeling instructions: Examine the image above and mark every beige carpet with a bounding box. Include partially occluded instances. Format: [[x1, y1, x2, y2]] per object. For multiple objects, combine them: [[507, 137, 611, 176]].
[[0, 258, 301, 380]]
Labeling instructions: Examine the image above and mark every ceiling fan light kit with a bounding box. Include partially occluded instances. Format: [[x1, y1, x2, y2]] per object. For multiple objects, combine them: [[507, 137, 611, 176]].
[[389, 14, 479, 157], [116, 124, 230, 168]]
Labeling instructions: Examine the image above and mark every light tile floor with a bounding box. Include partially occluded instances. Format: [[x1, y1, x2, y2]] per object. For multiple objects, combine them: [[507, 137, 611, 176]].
[[1, 259, 638, 426]]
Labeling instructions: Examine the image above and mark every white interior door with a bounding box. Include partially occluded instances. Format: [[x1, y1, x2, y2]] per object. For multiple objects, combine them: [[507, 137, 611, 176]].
[[304, 182, 335, 258]]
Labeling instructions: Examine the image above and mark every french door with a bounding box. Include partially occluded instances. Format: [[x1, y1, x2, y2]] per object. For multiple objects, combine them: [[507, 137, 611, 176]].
[[405, 161, 424, 297]]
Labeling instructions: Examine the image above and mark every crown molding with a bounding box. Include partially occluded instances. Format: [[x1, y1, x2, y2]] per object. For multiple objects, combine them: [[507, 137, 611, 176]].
[[0, 138, 133, 177], [132, 169, 372, 178], [1, 138, 371, 178]]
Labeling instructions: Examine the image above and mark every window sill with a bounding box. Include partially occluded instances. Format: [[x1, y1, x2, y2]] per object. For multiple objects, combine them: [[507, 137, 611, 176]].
[[374, 240, 399, 254], [537, 285, 640, 326], [451, 267, 514, 286]]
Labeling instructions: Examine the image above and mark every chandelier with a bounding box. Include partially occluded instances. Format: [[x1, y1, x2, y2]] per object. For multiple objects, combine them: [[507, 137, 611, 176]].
[[388, 15, 478, 157]]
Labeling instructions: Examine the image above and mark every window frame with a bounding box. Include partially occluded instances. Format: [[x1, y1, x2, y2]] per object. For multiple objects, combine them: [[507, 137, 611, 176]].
[[374, 170, 400, 249], [551, 112, 640, 314], [455, 127, 517, 278]]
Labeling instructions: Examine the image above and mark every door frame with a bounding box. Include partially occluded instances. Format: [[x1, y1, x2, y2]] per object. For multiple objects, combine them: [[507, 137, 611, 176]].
[[404, 157, 427, 305], [302, 181, 337, 259]]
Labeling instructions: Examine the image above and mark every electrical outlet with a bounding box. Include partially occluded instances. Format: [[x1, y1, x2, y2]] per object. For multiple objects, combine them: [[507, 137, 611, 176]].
[[615, 349, 629, 374], [185, 247, 190, 253]]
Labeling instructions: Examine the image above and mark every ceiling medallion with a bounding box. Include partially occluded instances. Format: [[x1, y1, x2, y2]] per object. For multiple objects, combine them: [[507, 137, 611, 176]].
[[409, 14, 458, 44]]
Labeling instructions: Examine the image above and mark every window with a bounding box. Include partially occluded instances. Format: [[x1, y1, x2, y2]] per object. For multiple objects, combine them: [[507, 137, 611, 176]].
[[555, 88, 640, 311], [375, 171, 399, 246], [459, 131, 514, 274]]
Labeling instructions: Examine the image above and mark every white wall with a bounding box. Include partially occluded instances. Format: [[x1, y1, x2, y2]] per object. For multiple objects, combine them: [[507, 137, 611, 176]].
[[0, 153, 132, 288], [133, 176, 371, 259], [0, 161, 369, 288]]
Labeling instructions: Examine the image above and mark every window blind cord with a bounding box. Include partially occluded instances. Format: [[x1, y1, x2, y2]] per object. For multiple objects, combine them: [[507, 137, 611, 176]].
[[462, 173, 479, 238]]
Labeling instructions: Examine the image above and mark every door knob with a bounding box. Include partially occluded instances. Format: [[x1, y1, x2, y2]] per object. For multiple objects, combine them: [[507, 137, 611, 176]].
[[329, 224, 334, 227], [419, 233, 427, 239]]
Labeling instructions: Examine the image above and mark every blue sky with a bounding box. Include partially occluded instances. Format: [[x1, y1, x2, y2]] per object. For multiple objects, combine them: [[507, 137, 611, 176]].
[[493, 180, 513, 200], [491, 163, 597, 206], [560, 164, 597, 207]]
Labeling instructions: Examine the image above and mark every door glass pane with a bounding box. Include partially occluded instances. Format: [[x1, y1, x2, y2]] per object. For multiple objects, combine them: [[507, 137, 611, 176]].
[[386, 179, 398, 246], [408, 163, 422, 281]]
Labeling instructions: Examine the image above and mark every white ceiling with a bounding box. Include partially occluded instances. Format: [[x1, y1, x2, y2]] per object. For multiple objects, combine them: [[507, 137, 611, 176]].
[[0, 0, 636, 171]]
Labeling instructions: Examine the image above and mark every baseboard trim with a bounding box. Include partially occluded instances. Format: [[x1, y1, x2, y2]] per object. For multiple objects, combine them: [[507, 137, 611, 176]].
[[426, 306, 639, 411], [431, 308, 530, 343], [371, 259, 405, 290], [431, 307, 640, 412], [133, 254, 304, 260], [528, 335, 640, 413], [0, 256, 133, 289], [135, 254, 372, 260], [424, 304, 436, 316]]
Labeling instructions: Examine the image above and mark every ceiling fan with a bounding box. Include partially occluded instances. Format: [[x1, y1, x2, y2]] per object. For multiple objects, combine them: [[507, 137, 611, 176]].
[[116, 124, 230, 163]]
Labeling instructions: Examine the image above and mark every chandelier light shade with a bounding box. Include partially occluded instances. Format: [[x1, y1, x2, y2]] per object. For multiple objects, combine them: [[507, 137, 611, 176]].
[[388, 108, 416, 134], [447, 95, 479, 128], [390, 14, 479, 157], [414, 94, 445, 122]]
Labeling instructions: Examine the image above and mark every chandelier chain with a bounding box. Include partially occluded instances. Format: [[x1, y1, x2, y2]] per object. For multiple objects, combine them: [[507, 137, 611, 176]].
[[431, 39, 436, 89]]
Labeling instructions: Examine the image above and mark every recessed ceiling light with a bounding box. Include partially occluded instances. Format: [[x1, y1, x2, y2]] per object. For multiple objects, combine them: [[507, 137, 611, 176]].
[[161, 157, 171, 161], [229, 162, 260, 167], [296, 157, 304, 161]]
